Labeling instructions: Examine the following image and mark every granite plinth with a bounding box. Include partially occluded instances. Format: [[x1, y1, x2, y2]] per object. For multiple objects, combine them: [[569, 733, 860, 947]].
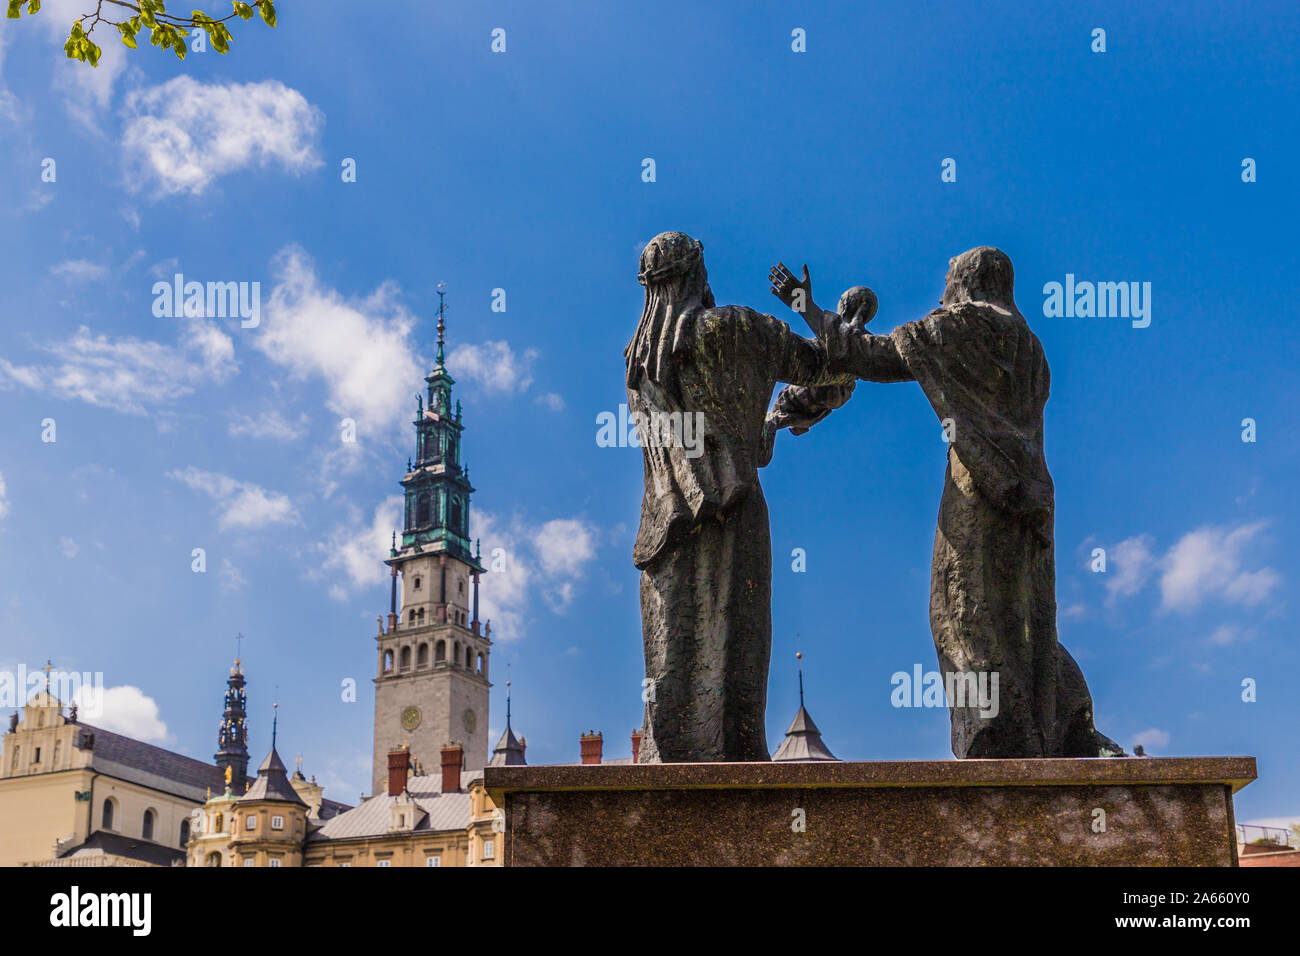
[[484, 757, 1256, 866]]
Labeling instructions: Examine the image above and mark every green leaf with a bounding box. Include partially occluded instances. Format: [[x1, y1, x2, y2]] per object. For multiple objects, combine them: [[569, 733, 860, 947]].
[[85, 39, 100, 66], [256, 0, 275, 28], [26, 0, 39, 15], [6, 1, 21, 20], [173, 38, 186, 60], [233, 1, 252, 20], [120, 31, 138, 50], [70, 20, 84, 38]]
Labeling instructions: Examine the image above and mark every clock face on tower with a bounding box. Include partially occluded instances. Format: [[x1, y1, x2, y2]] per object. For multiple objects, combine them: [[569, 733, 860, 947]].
[[401, 706, 421, 731], [462, 708, 476, 733]]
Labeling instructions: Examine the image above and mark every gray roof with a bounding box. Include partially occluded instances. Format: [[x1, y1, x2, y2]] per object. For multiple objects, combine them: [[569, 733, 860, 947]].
[[308, 773, 474, 842], [488, 722, 526, 766], [80, 723, 226, 802], [59, 831, 185, 867], [239, 747, 306, 805], [771, 706, 837, 761]]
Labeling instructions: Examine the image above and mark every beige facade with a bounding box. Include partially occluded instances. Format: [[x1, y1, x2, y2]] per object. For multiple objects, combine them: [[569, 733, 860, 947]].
[[1, 692, 213, 866]]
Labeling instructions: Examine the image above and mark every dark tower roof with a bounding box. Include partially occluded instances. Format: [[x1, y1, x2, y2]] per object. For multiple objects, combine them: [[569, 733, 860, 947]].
[[771, 706, 838, 762], [241, 746, 307, 805], [488, 679, 526, 766], [214, 657, 250, 792], [772, 649, 838, 761]]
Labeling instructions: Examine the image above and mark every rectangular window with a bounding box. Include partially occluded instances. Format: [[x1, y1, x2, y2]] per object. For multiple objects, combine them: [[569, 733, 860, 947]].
[[482, 839, 494, 860], [426, 855, 441, 867], [246, 815, 257, 830], [269, 857, 282, 868], [271, 815, 284, 830], [33, 747, 40, 762], [377, 859, 391, 868], [242, 858, 255, 867]]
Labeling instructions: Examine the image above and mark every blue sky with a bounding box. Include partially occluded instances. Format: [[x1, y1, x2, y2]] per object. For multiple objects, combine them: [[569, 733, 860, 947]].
[[0, 1, 1295, 822]]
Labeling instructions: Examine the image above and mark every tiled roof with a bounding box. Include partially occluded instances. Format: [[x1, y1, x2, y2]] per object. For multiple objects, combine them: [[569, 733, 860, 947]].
[[308, 774, 473, 842], [771, 706, 838, 761], [239, 747, 306, 805], [59, 830, 185, 867], [80, 723, 226, 801]]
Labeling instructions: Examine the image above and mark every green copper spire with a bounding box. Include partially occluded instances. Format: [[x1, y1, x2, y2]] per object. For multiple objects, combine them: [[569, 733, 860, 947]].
[[392, 286, 484, 573]]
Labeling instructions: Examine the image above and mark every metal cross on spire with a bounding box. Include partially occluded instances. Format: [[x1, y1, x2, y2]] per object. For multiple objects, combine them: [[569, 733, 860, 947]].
[[235, 632, 244, 663], [795, 634, 805, 709]]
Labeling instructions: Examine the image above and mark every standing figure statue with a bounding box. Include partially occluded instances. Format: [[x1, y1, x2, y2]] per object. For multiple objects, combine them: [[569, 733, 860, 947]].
[[628, 231, 851, 763], [770, 248, 1123, 758]]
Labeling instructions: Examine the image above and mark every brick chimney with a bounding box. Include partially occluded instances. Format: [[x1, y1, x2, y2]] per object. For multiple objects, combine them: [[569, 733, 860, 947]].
[[440, 743, 463, 792], [631, 729, 643, 764], [387, 747, 410, 797], [580, 730, 603, 765]]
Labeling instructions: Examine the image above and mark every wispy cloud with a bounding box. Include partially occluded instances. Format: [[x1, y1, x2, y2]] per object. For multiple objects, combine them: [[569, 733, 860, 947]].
[[122, 76, 323, 196], [168, 466, 298, 530], [449, 340, 538, 394], [0, 318, 236, 415], [1159, 522, 1279, 613]]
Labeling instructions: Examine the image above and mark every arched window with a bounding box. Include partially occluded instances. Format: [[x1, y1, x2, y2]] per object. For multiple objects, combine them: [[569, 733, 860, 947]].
[[417, 608, 425, 624], [459, 579, 465, 595], [214, 812, 224, 832], [452, 643, 459, 666], [383, 650, 393, 673], [142, 809, 155, 841], [415, 493, 430, 526], [408, 609, 416, 625], [450, 496, 463, 532], [102, 798, 115, 831], [400, 646, 412, 670], [476, 653, 484, 674], [413, 576, 421, 590], [180, 819, 191, 846], [206, 852, 222, 867], [435, 640, 446, 662], [466, 647, 474, 669], [417, 644, 429, 667]]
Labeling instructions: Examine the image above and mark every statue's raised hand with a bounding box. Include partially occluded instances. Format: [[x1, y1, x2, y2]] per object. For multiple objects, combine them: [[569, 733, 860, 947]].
[[769, 262, 812, 314]]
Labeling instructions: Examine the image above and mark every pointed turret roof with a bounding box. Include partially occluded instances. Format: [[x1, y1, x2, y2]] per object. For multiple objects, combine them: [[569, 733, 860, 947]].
[[488, 678, 526, 766], [771, 705, 837, 762], [241, 746, 307, 804]]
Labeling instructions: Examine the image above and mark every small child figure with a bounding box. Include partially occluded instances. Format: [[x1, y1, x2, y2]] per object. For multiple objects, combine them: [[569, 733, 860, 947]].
[[760, 285, 877, 466]]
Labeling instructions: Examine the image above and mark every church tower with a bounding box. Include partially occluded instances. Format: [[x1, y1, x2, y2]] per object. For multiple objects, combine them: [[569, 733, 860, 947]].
[[372, 288, 490, 795], [215, 657, 250, 792]]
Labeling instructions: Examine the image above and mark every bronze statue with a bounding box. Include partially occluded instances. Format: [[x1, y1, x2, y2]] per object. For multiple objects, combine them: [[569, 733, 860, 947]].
[[627, 232, 849, 762], [769, 249, 1122, 758]]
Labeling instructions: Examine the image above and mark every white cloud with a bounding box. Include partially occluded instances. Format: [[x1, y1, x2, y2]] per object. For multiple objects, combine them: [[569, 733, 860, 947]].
[[1205, 625, 1255, 647], [167, 466, 298, 530], [1132, 728, 1171, 753], [228, 410, 307, 441], [475, 512, 600, 638], [0, 26, 18, 122], [73, 685, 168, 742], [0, 318, 236, 415], [122, 75, 323, 195], [50, 259, 109, 280], [256, 246, 423, 436], [0, 471, 8, 521], [219, 558, 247, 593], [449, 340, 538, 394], [535, 392, 565, 411], [319, 496, 402, 598], [36, 0, 132, 129], [1159, 522, 1279, 613], [474, 511, 532, 642], [59, 537, 78, 559], [1104, 534, 1155, 603]]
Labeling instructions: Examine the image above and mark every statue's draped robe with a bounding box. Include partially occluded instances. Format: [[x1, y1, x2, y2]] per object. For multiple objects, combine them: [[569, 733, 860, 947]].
[[830, 301, 1117, 757], [628, 305, 841, 762]]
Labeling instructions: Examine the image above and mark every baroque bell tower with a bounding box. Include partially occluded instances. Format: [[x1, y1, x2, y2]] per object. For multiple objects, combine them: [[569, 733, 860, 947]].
[[372, 287, 490, 795]]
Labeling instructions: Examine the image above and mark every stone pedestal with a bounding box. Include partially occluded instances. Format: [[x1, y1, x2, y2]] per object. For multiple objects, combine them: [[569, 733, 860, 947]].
[[485, 757, 1255, 866]]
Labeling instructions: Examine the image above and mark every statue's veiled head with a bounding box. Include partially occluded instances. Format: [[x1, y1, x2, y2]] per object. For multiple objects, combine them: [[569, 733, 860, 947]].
[[941, 246, 1014, 308], [638, 231, 714, 308]]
